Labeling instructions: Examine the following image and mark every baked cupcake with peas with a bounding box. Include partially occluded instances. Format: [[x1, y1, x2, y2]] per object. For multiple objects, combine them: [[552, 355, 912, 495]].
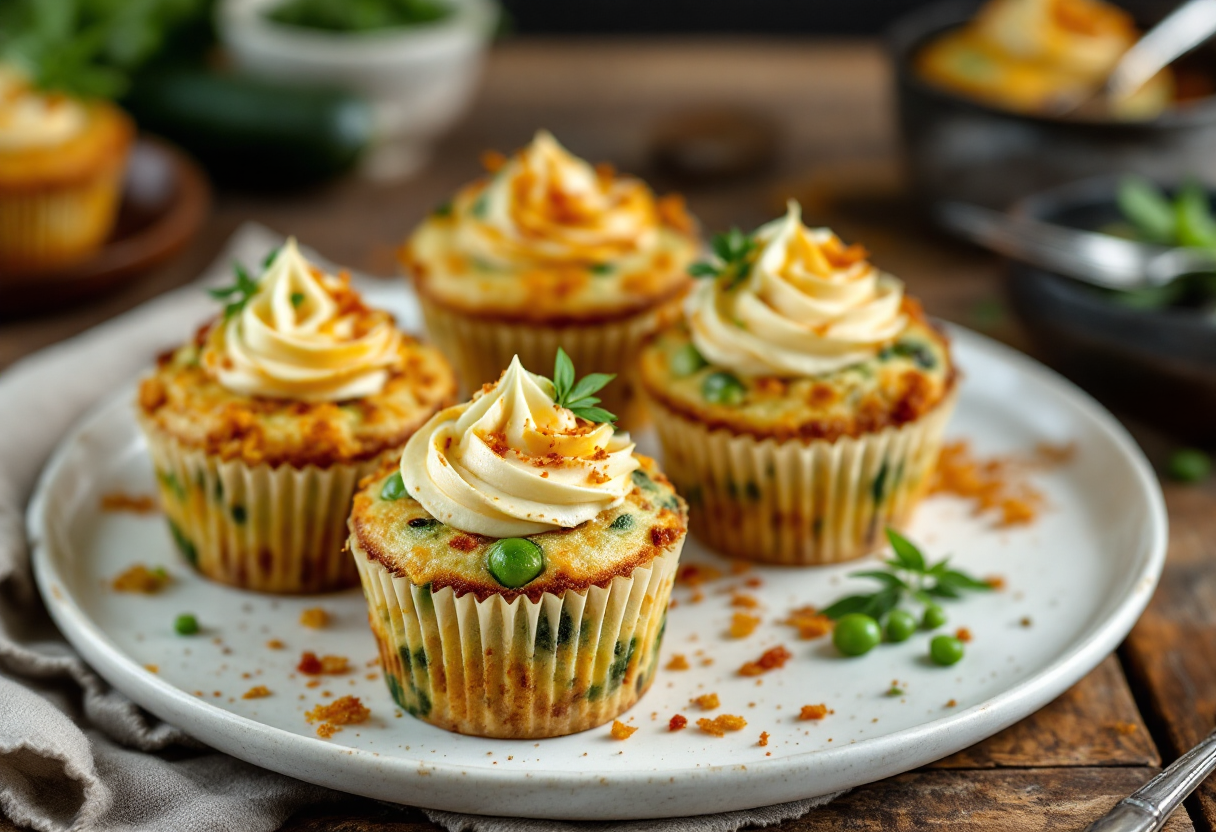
[[137, 239, 456, 593], [399, 130, 699, 426], [349, 351, 687, 738], [639, 201, 957, 566]]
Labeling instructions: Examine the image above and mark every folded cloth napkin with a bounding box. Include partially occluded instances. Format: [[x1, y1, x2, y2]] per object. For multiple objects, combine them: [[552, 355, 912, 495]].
[[0, 223, 842, 832]]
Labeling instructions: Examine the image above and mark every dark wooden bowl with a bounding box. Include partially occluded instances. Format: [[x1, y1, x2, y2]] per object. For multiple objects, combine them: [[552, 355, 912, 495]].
[[1005, 176, 1216, 441], [0, 136, 210, 319], [887, 0, 1216, 211]]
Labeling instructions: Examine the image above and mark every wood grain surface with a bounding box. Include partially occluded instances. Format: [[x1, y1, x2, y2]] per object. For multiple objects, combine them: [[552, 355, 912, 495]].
[[2, 38, 1210, 832]]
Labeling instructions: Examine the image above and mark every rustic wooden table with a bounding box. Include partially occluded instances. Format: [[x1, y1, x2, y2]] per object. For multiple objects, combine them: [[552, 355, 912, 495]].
[[3, 38, 1214, 832]]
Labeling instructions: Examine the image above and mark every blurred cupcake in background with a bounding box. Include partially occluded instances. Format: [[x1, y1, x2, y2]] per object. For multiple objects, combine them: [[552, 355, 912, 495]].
[[639, 201, 957, 566], [400, 129, 699, 426], [0, 66, 133, 272], [349, 352, 686, 737], [138, 238, 456, 593], [915, 0, 1173, 118]]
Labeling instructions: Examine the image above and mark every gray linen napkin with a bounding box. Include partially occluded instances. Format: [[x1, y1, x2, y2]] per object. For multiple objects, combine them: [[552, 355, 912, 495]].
[[0, 223, 842, 832]]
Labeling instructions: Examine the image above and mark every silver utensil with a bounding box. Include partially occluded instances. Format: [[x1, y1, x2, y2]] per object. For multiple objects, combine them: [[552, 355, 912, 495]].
[[1084, 727, 1216, 831], [1050, 0, 1216, 117], [935, 201, 1216, 290]]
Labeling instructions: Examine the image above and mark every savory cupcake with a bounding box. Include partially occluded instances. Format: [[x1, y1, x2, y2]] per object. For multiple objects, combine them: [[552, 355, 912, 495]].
[[349, 352, 687, 738], [138, 238, 457, 593], [639, 201, 957, 566], [915, 0, 1174, 119], [399, 129, 699, 426], [0, 65, 133, 272]]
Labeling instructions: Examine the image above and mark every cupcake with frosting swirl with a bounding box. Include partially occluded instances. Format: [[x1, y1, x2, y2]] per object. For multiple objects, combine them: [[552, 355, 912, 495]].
[[137, 238, 457, 593], [399, 129, 699, 426], [639, 201, 957, 565], [348, 352, 687, 737]]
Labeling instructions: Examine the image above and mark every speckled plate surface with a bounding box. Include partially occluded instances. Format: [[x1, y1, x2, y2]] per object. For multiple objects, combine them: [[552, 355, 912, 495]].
[[28, 301, 1167, 819]]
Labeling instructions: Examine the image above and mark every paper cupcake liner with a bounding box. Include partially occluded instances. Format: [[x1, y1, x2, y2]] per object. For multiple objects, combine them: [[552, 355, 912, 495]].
[[646, 392, 957, 566], [416, 292, 684, 429], [140, 419, 380, 594], [0, 161, 125, 272], [351, 540, 683, 738]]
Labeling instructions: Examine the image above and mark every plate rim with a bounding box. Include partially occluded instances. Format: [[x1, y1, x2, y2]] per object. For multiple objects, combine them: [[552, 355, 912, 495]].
[[26, 324, 1169, 819]]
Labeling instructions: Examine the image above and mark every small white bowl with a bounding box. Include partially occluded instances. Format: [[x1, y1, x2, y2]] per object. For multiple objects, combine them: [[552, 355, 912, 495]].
[[218, 0, 498, 181]]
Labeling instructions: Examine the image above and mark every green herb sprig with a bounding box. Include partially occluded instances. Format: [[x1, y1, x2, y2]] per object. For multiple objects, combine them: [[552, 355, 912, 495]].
[[208, 262, 260, 321], [547, 347, 616, 424], [688, 228, 756, 289], [820, 528, 992, 622]]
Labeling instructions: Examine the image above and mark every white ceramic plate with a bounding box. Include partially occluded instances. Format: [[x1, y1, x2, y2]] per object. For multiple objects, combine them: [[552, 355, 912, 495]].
[[28, 311, 1167, 820]]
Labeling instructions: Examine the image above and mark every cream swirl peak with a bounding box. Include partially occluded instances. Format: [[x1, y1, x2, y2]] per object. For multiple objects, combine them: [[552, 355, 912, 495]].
[[454, 129, 661, 268], [202, 238, 402, 402], [401, 356, 639, 538], [0, 66, 86, 151], [689, 201, 906, 378]]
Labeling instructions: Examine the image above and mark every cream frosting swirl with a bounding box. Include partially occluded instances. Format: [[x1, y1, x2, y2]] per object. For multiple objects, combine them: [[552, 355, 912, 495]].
[[689, 201, 906, 378], [0, 66, 87, 151], [401, 356, 639, 538], [453, 130, 661, 268], [202, 238, 402, 402]]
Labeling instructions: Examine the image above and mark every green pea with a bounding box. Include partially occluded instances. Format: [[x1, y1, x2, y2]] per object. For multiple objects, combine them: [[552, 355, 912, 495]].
[[930, 635, 964, 666], [175, 614, 199, 636], [487, 538, 545, 588], [670, 344, 708, 377], [380, 472, 406, 500], [832, 613, 881, 657], [922, 604, 948, 630], [885, 609, 918, 643], [1168, 449, 1211, 483], [702, 371, 746, 406]]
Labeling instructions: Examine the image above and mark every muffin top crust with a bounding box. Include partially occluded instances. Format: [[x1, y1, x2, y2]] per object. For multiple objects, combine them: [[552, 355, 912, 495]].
[[350, 454, 686, 601], [401, 130, 698, 324], [640, 201, 955, 441], [138, 241, 456, 468]]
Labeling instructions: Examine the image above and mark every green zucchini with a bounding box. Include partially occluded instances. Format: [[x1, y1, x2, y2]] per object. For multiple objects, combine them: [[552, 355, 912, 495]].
[[123, 69, 373, 186]]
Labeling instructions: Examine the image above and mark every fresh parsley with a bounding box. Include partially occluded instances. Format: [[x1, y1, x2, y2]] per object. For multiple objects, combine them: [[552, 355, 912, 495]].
[[208, 262, 260, 321], [687, 228, 757, 289], [819, 528, 992, 621], [546, 347, 616, 424]]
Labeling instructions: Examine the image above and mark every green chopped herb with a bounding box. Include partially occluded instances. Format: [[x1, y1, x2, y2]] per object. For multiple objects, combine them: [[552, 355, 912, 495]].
[[263, 247, 282, 269], [886, 686, 905, 697], [408, 516, 442, 529], [174, 613, 199, 636], [545, 347, 617, 423], [266, 0, 450, 32], [588, 262, 614, 276], [470, 192, 490, 219], [432, 201, 453, 218], [209, 262, 261, 320], [290, 292, 305, 308], [688, 228, 757, 289], [1167, 448, 1211, 483], [1117, 177, 1176, 245], [230, 505, 247, 524]]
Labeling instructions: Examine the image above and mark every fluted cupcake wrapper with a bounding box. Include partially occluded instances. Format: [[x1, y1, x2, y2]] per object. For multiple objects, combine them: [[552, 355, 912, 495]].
[[416, 292, 684, 429], [351, 539, 682, 739], [140, 418, 378, 593], [646, 392, 958, 566], [0, 161, 125, 272]]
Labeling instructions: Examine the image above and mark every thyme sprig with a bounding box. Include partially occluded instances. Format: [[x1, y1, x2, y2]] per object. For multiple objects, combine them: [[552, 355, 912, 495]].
[[547, 347, 616, 424]]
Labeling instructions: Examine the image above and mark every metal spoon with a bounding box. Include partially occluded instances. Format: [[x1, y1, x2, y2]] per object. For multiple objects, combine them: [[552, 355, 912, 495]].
[[1084, 727, 1216, 831], [1051, 0, 1216, 117], [935, 201, 1216, 290]]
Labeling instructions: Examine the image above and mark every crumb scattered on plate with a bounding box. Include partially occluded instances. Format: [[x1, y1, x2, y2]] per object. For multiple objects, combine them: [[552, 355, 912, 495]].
[[610, 720, 638, 740], [299, 608, 329, 629], [242, 685, 272, 700], [305, 695, 370, 738], [697, 715, 747, 736], [111, 564, 170, 594], [100, 493, 157, 514], [739, 645, 792, 676]]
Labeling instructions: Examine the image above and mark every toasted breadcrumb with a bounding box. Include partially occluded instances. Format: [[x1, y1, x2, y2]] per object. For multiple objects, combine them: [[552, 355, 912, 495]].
[[729, 612, 762, 638], [242, 686, 272, 700], [297, 652, 350, 675], [729, 560, 752, 574], [610, 720, 638, 740], [697, 715, 747, 736], [739, 645, 792, 676], [930, 440, 1071, 527], [669, 714, 688, 731], [305, 695, 370, 738], [784, 606, 833, 639], [100, 493, 157, 514], [299, 608, 329, 629], [111, 564, 170, 594], [692, 693, 720, 711], [799, 704, 829, 721], [676, 563, 723, 587], [758, 731, 770, 747], [666, 654, 690, 671], [956, 627, 973, 643], [730, 593, 760, 609], [946, 699, 958, 708], [266, 639, 286, 650], [144, 664, 158, 673]]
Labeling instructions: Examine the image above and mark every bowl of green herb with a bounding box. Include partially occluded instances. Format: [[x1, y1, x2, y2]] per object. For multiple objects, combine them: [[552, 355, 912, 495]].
[[1006, 175, 1216, 440], [218, 0, 498, 181]]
